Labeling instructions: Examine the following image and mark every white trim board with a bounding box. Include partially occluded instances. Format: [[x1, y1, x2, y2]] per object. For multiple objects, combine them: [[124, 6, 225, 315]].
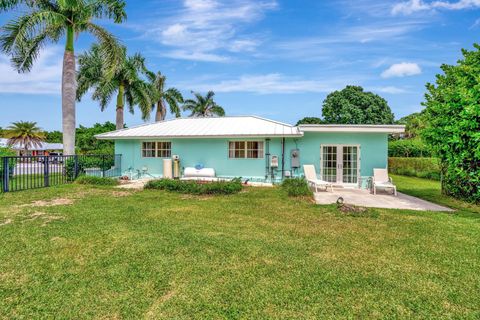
[[299, 124, 405, 133]]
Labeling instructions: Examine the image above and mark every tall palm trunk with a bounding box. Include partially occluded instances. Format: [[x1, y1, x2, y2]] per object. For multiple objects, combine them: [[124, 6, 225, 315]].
[[62, 25, 76, 155], [155, 100, 166, 122], [116, 83, 125, 130]]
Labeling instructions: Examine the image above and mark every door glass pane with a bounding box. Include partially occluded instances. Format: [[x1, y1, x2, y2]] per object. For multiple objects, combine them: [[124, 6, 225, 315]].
[[322, 146, 337, 183], [342, 146, 358, 184]]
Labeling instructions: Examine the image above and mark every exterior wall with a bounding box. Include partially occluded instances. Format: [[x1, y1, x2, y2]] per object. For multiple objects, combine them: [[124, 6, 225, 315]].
[[282, 132, 388, 187], [114, 132, 388, 187], [115, 138, 271, 179]]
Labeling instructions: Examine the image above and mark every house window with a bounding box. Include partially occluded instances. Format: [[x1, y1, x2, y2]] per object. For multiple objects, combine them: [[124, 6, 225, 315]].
[[142, 142, 156, 158], [157, 142, 171, 158], [229, 141, 264, 159], [142, 141, 171, 158]]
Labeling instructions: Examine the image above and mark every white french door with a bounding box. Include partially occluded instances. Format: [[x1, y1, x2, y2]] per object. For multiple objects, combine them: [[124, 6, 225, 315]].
[[321, 145, 360, 186]]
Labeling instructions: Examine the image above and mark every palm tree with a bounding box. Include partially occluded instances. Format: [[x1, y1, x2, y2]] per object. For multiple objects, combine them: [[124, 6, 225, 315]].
[[77, 44, 152, 130], [183, 91, 225, 117], [6, 121, 45, 155], [0, 0, 126, 155], [148, 72, 184, 122]]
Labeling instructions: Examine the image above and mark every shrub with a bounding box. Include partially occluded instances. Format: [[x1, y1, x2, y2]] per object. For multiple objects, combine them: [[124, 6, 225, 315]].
[[74, 175, 119, 186], [422, 44, 480, 203], [388, 139, 432, 157], [0, 147, 16, 180], [388, 157, 441, 180], [64, 155, 115, 180], [281, 178, 312, 197], [145, 178, 243, 195]]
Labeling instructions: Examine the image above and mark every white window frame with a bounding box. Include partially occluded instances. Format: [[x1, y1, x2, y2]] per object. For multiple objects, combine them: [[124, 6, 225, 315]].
[[320, 144, 361, 186], [142, 142, 156, 158], [141, 141, 171, 158], [228, 141, 264, 159], [156, 142, 172, 158]]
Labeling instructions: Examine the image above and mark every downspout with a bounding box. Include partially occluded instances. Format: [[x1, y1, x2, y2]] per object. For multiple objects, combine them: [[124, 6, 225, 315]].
[[265, 138, 270, 180]]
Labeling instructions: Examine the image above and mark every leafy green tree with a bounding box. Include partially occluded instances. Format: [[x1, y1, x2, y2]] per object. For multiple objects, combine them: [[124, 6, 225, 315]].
[[388, 139, 432, 157], [0, 0, 126, 155], [296, 117, 325, 126], [75, 122, 116, 154], [422, 44, 480, 203], [183, 91, 225, 117], [396, 112, 426, 139], [45, 130, 63, 143], [5, 121, 45, 155], [77, 44, 152, 130], [148, 71, 184, 121], [0, 127, 5, 137], [322, 86, 394, 124], [0, 146, 15, 157]]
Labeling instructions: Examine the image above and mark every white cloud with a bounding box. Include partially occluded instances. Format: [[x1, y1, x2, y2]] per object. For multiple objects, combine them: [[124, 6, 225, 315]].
[[148, 0, 277, 62], [161, 50, 230, 63], [178, 73, 342, 94], [184, 0, 218, 11], [381, 62, 422, 78], [371, 86, 408, 94], [470, 17, 480, 28], [0, 47, 62, 95], [392, 0, 480, 15], [269, 20, 424, 62]]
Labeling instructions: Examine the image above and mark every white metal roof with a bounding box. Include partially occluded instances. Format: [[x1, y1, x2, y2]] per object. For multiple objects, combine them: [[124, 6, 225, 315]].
[[96, 116, 303, 139], [298, 124, 405, 133], [0, 138, 63, 150]]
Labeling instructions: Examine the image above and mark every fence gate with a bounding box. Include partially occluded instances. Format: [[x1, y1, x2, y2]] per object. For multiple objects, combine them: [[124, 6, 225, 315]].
[[0, 154, 121, 193]]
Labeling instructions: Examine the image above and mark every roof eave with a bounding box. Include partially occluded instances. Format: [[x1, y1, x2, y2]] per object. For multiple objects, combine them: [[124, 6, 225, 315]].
[[298, 125, 405, 134], [96, 133, 304, 140]]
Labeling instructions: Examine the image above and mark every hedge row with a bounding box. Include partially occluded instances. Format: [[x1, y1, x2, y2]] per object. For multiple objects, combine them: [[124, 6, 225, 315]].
[[74, 175, 119, 186], [388, 157, 441, 180], [145, 178, 243, 195], [388, 139, 432, 157]]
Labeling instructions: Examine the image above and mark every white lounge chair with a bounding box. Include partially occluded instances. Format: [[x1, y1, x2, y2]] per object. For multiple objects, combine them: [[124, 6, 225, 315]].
[[303, 165, 333, 192], [372, 168, 397, 196]]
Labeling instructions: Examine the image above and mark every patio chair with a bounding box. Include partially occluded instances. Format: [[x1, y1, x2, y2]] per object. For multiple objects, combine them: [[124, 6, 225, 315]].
[[303, 165, 333, 192], [372, 168, 397, 196]]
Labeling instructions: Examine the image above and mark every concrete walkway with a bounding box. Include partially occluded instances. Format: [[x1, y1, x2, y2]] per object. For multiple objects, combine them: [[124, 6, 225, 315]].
[[314, 188, 453, 211]]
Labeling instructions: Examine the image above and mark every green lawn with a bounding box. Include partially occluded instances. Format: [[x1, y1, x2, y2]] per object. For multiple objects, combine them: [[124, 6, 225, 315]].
[[0, 176, 479, 319]]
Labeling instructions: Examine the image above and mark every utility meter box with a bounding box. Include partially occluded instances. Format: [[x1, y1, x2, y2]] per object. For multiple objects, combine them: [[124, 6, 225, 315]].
[[291, 149, 300, 168], [270, 155, 279, 168]]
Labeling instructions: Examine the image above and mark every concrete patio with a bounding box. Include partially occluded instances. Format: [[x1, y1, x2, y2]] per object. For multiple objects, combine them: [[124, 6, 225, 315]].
[[314, 188, 453, 211]]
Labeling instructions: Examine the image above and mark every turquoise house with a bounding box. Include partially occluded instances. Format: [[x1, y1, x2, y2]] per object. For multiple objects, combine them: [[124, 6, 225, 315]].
[[96, 116, 404, 188]]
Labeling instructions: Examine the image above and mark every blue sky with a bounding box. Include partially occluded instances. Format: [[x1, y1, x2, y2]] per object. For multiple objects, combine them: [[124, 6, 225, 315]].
[[1, 0, 479, 130]]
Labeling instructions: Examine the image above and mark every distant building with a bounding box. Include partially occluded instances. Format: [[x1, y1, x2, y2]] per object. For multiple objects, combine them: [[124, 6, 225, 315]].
[[0, 138, 63, 156]]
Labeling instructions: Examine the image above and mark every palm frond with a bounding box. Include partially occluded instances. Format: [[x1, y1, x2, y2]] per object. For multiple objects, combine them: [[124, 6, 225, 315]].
[[0, 0, 32, 12], [128, 80, 152, 120], [87, 0, 127, 23], [92, 79, 117, 111], [77, 44, 104, 100], [210, 105, 225, 117], [83, 22, 122, 78], [5, 121, 45, 151]]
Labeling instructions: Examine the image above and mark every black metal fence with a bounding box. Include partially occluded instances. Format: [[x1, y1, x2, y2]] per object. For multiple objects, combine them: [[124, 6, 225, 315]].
[[0, 154, 121, 193]]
